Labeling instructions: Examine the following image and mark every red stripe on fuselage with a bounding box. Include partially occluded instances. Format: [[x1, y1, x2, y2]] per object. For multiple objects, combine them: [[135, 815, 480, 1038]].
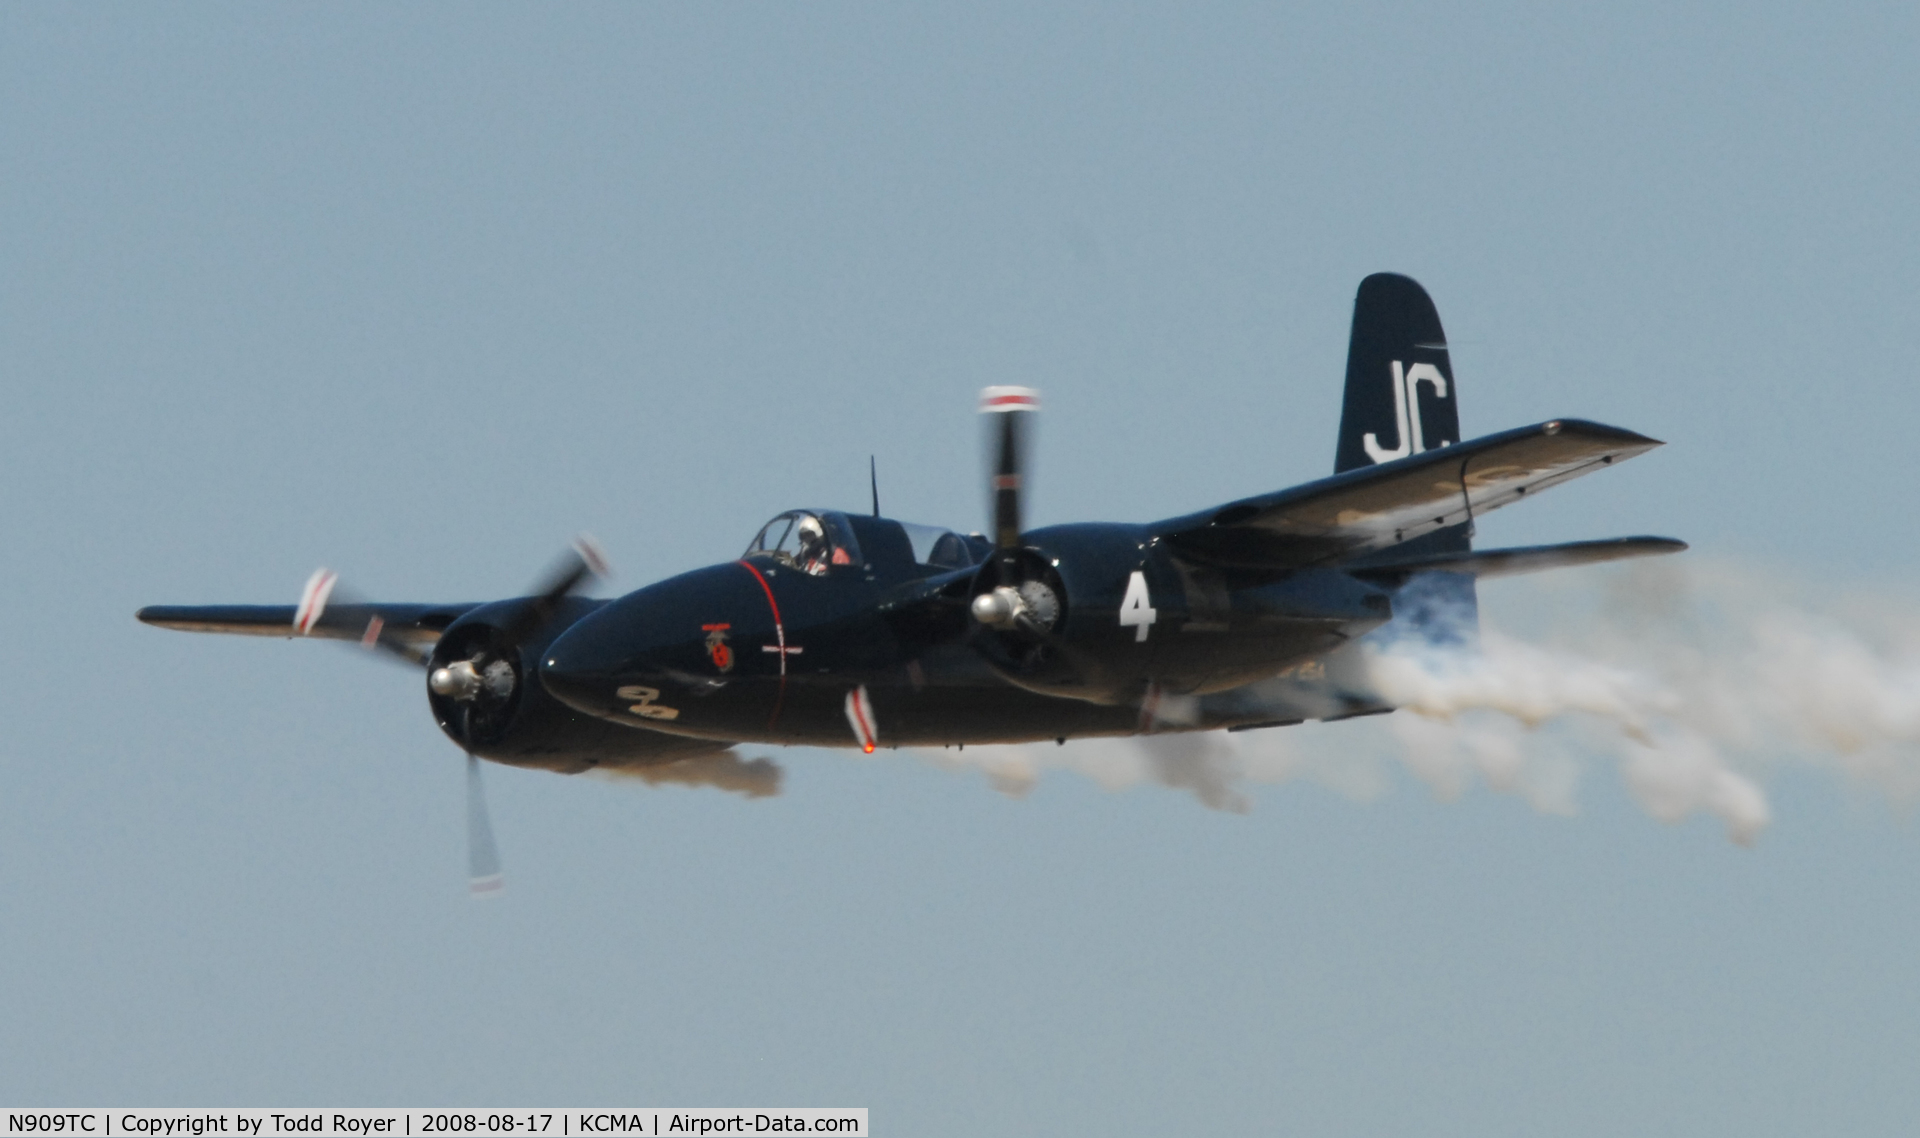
[[737, 559, 788, 730]]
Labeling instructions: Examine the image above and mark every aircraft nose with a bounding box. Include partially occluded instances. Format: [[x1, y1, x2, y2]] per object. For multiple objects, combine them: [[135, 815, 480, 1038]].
[[540, 562, 771, 722], [540, 607, 645, 718]]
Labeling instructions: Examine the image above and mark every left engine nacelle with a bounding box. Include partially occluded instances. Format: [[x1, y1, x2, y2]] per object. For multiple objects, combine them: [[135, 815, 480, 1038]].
[[426, 597, 682, 773]]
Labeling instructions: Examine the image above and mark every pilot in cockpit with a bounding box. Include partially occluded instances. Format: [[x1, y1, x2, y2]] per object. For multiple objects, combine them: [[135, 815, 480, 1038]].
[[796, 515, 832, 576], [747, 510, 857, 576]]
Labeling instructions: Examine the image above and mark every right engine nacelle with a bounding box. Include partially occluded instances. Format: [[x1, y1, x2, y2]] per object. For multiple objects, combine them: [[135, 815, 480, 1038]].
[[966, 523, 1176, 706], [965, 523, 1400, 707]]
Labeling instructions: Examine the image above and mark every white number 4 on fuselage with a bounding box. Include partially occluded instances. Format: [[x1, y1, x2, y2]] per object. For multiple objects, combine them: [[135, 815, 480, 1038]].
[[1119, 570, 1157, 642]]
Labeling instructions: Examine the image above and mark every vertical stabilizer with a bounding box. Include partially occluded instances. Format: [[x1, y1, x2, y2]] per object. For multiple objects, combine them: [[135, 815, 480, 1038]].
[[1335, 273, 1461, 475], [1335, 273, 1477, 639]]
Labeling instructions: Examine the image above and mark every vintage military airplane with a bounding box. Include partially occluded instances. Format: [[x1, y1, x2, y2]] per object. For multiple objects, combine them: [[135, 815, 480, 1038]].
[[140, 273, 1683, 893]]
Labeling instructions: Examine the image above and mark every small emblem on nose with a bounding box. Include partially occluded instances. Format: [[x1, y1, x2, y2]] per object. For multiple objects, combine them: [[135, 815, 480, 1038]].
[[701, 623, 735, 673]]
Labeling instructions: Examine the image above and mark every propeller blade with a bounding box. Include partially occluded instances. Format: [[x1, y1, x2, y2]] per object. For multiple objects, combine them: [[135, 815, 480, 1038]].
[[980, 387, 1039, 550], [466, 753, 504, 899], [496, 534, 611, 648], [294, 569, 339, 635], [293, 568, 432, 667]]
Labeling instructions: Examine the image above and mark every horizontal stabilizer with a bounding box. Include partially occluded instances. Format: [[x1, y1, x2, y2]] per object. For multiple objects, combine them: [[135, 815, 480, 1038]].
[[1348, 536, 1687, 580], [1154, 418, 1662, 568]]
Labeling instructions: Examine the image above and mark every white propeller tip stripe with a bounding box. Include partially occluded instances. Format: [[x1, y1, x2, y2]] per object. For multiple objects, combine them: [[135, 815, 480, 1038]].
[[979, 386, 1040, 413], [574, 534, 611, 579], [469, 874, 505, 899], [294, 569, 337, 635]]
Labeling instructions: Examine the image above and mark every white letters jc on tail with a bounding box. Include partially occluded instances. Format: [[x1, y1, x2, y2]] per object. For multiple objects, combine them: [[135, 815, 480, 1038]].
[[1363, 360, 1451, 464]]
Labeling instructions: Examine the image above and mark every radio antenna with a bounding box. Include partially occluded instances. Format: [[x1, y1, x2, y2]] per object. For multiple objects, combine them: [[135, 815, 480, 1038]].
[[869, 455, 880, 517]]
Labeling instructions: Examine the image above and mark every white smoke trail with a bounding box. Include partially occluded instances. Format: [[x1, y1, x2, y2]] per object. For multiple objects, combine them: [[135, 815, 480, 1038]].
[[594, 751, 784, 798], [907, 560, 1920, 844], [913, 724, 1392, 815]]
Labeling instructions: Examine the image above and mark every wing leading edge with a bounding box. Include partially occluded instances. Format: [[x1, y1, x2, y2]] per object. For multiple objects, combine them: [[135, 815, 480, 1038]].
[[137, 601, 478, 653], [1152, 418, 1663, 569]]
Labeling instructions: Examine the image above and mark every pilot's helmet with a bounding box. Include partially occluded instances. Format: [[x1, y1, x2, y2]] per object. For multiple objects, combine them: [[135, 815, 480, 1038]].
[[796, 515, 826, 549]]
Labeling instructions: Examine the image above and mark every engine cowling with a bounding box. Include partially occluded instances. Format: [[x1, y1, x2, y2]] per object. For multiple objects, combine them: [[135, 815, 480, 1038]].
[[967, 546, 1074, 682], [426, 597, 709, 773], [964, 524, 1173, 706]]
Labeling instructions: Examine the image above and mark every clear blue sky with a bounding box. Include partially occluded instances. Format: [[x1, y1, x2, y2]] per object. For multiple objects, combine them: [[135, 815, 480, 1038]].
[[4, 4, 1917, 1134]]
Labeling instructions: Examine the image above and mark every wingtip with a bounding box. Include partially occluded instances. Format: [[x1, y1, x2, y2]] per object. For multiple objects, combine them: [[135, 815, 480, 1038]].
[[135, 605, 198, 628], [1598, 535, 1690, 557], [1540, 418, 1665, 448]]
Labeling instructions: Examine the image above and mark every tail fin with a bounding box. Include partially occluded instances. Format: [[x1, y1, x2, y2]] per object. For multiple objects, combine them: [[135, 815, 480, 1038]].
[[1335, 273, 1476, 641], [1335, 273, 1461, 475]]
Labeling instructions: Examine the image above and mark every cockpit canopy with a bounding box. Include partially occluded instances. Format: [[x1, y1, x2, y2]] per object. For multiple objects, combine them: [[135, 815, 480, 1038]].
[[745, 511, 988, 578], [745, 510, 863, 576], [897, 521, 981, 571]]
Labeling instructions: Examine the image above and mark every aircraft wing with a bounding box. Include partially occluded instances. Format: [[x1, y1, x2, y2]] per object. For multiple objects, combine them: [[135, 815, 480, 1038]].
[[1152, 419, 1662, 568], [1343, 536, 1687, 580], [137, 601, 480, 662]]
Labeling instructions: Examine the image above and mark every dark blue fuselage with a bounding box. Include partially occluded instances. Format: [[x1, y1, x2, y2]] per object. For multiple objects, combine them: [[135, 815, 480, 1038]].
[[539, 513, 1394, 749]]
